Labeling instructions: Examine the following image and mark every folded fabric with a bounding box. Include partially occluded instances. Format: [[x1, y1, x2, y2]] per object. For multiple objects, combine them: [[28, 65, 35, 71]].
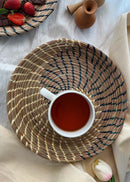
[[109, 12, 130, 182], [0, 125, 97, 182]]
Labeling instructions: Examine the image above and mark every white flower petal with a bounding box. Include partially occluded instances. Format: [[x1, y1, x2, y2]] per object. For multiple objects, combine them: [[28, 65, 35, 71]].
[[92, 159, 113, 181]]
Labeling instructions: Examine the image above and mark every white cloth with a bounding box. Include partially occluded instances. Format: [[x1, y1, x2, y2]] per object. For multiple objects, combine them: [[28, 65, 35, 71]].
[[0, 0, 130, 182], [0, 125, 96, 182], [109, 12, 130, 182]]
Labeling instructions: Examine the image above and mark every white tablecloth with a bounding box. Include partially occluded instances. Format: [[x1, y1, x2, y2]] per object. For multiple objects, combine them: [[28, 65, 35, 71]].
[[0, 0, 130, 181]]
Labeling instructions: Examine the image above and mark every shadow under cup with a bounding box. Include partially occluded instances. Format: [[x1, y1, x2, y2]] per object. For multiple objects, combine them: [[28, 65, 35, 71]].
[[48, 90, 95, 138]]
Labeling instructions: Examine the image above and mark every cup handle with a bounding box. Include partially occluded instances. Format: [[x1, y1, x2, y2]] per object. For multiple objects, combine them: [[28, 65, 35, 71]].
[[40, 88, 56, 101]]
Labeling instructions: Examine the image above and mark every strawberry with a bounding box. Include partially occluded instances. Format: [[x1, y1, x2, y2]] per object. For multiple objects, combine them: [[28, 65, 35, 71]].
[[8, 13, 25, 25], [4, 0, 22, 10], [24, 2, 35, 16]]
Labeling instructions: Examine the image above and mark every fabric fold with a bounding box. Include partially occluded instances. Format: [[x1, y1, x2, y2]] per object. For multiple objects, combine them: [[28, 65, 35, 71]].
[[0, 125, 97, 182], [109, 12, 130, 182]]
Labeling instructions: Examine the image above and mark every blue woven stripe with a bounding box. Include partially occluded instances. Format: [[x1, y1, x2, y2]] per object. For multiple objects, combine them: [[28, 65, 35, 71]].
[[80, 156, 86, 160], [78, 43, 81, 57], [99, 55, 108, 70], [20, 25, 28, 32], [41, 75, 63, 90], [103, 136, 115, 141], [98, 66, 117, 89], [91, 146, 98, 155], [26, 22, 36, 29], [35, 8, 54, 12], [101, 123, 123, 128], [95, 84, 126, 102], [88, 60, 112, 93], [83, 78, 88, 90], [45, 1, 58, 5], [102, 107, 128, 113], [72, 46, 75, 57], [76, 57, 82, 89], [52, 58, 64, 74], [66, 49, 75, 88], [47, 62, 54, 68], [89, 48, 102, 82], [42, 68, 65, 89], [102, 117, 125, 121], [50, 58, 67, 89], [60, 51, 70, 89], [90, 66, 117, 93], [3, 27, 10, 36], [91, 46, 95, 64], [83, 44, 89, 89], [89, 47, 96, 81], [86, 151, 93, 157], [92, 80, 124, 98], [85, 44, 89, 76], [101, 131, 120, 134], [94, 142, 104, 151], [98, 138, 109, 146], [100, 99, 127, 107], [11, 26, 20, 35], [32, 19, 46, 23], [112, 91, 127, 100], [97, 59, 113, 79]]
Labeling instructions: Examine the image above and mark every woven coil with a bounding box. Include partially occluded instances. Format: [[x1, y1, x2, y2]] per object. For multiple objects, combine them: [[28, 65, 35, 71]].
[[7, 39, 128, 162], [0, 0, 58, 37]]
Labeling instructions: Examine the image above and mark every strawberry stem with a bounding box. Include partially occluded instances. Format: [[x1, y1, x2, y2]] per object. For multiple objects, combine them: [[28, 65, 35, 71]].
[[10, 10, 15, 15]]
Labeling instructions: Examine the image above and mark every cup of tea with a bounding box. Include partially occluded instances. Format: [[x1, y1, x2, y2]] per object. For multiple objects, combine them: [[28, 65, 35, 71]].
[[40, 88, 95, 138]]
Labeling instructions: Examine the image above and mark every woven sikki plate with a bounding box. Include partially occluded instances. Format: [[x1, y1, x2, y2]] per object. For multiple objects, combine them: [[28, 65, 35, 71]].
[[7, 39, 128, 162], [0, 0, 58, 37]]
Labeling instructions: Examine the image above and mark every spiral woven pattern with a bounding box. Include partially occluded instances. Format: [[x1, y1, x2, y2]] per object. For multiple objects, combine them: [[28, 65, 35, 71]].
[[0, 0, 58, 37], [7, 39, 128, 162]]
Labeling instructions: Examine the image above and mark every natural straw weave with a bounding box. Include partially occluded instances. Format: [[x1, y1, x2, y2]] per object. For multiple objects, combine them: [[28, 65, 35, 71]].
[[0, 0, 58, 37], [7, 39, 128, 162]]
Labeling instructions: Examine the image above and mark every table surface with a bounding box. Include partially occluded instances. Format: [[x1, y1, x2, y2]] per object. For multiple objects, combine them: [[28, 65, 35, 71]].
[[0, 0, 130, 181]]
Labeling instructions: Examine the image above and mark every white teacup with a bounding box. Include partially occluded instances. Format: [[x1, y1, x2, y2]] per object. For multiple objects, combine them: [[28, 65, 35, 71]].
[[40, 88, 95, 138]]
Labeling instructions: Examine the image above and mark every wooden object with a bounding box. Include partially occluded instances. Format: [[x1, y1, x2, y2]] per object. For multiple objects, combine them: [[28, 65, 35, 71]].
[[74, 0, 98, 29], [67, 1, 83, 15], [67, 0, 105, 15]]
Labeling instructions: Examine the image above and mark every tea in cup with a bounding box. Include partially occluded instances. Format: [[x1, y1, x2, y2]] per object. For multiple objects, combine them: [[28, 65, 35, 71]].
[[40, 88, 95, 138]]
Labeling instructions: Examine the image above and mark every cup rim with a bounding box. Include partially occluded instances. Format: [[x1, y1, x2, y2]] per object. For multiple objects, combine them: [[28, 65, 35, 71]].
[[48, 90, 95, 138]]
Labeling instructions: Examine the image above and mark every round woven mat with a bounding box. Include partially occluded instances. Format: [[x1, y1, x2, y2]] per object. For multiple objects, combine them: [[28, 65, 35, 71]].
[[0, 0, 58, 37], [7, 39, 128, 162]]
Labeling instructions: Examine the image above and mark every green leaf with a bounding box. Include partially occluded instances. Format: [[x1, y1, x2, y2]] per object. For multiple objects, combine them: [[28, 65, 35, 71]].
[[111, 176, 115, 182], [0, 8, 8, 15], [108, 175, 115, 182]]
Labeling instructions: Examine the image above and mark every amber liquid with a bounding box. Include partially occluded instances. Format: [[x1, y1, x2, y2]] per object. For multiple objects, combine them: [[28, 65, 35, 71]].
[[51, 93, 90, 131]]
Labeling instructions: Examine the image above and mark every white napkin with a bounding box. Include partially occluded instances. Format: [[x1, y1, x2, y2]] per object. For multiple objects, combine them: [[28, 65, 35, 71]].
[[0, 0, 130, 182]]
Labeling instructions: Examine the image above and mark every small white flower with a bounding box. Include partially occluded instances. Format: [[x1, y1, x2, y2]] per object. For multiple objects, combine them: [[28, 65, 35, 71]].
[[92, 159, 112, 181]]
